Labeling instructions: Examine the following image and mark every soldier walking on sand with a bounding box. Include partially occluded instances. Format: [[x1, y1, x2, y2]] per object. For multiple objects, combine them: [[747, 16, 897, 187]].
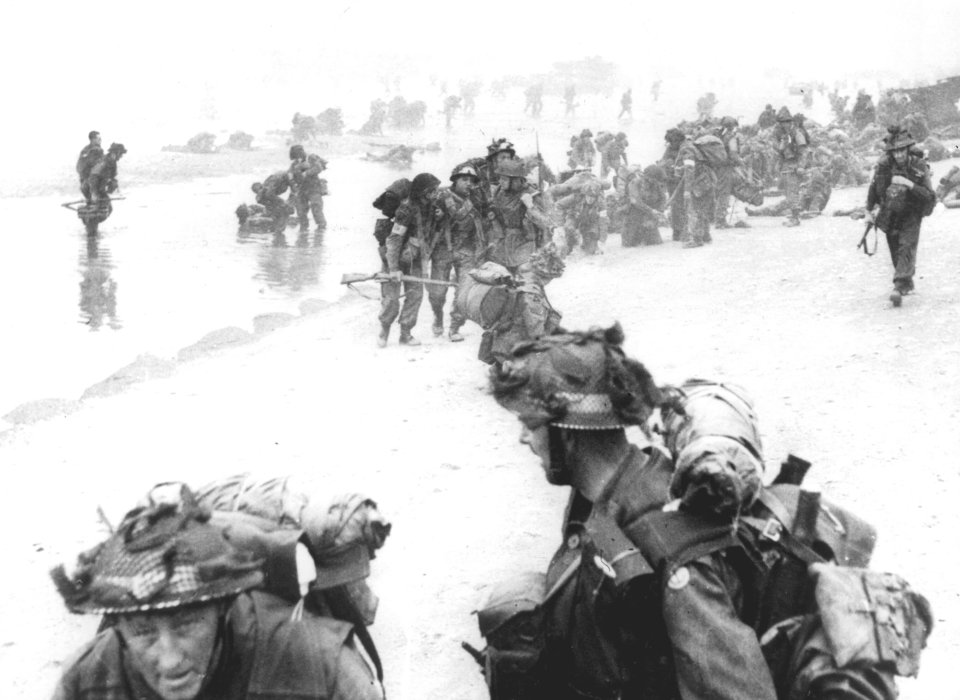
[[865, 127, 936, 307], [428, 164, 485, 342], [772, 107, 809, 227], [379, 173, 441, 347]]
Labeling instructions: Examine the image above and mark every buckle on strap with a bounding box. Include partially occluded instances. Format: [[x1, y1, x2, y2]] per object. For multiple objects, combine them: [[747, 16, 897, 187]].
[[760, 518, 782, 542]]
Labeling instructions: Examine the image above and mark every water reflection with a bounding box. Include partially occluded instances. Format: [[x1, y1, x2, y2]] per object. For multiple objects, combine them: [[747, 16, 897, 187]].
[[79, 235, 122, 330], [253, 230, 325, 292]]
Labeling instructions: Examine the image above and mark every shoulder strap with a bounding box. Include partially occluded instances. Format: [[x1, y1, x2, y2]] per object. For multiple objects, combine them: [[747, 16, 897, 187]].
[[624, 510, 739, 574]]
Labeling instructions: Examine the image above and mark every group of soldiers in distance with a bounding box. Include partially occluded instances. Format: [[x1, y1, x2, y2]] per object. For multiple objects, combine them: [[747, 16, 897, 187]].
[[55, 87, 945, 699]]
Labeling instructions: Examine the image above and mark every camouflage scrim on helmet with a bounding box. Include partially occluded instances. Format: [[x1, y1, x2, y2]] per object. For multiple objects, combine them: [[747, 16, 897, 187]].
[[523, 242, 565, 281], [490, 323, 665, 430], [50, 484, 264, 615], [487, 138, 516, 159]]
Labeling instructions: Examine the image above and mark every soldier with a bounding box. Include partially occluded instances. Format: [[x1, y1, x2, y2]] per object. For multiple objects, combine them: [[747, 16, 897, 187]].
[[83, 143, 126, 217], [772, 106, 809, 227], [757, 104, 777, 130], [865, 127, 936, 307], [478, 326, 932, 700], [76, 130, 103, 197], [553, 175, 606, 255], [660, 128, 688, 241], [289, 145, 328, 235], [600, 132, 629, 179], [623, 164, 667, 246], [619, 88, 633, 119], [251, 171, 294, 242], [676, 134, 717, 248], [571, 129, 596, 169], [51, 485, 383, 700], [428, 164, 485, 342], [379, 172, 440, 346], [487, 159, 552, 270], [714, 116, 743, 228]]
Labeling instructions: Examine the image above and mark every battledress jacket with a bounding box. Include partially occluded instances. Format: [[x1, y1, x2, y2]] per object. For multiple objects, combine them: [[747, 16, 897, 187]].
[[866, 153, 935, 233], [53, 590, 382, 700], [537, 446, 901, 700]]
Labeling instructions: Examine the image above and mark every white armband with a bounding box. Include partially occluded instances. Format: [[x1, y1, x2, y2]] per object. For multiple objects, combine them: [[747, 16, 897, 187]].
[[391, 223, 407, 236]]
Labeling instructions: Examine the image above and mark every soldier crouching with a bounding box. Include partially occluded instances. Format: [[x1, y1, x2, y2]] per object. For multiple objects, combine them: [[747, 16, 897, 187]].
[[50, 485, 383, 700]]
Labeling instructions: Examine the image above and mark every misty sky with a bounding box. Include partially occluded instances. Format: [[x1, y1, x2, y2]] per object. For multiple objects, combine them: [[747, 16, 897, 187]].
[[5, 0, 960, 160]]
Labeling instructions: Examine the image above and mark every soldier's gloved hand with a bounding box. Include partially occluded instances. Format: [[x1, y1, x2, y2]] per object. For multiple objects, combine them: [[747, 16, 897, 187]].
[[864, 208, 876, 224], [891, 175, 914, 189]]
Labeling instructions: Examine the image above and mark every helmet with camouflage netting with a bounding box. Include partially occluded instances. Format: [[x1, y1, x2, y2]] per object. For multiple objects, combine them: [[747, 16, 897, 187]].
[[50, 484, 264, 615], [490, 323, 667, 430]]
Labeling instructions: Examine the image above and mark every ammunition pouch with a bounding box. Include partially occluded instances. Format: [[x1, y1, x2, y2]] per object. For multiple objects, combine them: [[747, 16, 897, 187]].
[[812, 564, 932, 678], [399, 236, 421, 266], [477, 572, 556, 700]]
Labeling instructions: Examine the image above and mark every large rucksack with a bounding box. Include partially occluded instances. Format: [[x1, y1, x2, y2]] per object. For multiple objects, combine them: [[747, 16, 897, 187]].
[[692, 134, 728, 168]]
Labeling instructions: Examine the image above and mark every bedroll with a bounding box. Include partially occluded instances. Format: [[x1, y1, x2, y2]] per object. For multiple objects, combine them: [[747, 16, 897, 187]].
[[455, 271, 515, 329]]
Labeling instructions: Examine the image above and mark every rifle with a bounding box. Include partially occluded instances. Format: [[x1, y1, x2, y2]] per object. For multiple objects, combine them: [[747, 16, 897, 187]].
[[340, 272, 458, 287], [856, 221, 877, 256], [461, 641, 485, 669]]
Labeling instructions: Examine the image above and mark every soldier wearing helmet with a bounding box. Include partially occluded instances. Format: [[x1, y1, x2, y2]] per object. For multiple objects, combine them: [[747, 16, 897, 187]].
[[714, 117, 744, 228], [76, 130, 103, 197], [757, 104, 777, 130], [659, 127, 688, 241], [865, 127, 936, 307], [622, 164, 667, 246], [570, 130, 596, 170], [379, 172, 441, 346], [476, 330, 931, 700], [600, 132, 629, 179], [251, 170, 294, 240], [51, 485, 383, 700], [83, 143, 126, 215], [427, 164, 485, 341], [488, 159, 552, 270], [772, 106, 809, 227], [288, 145, 329, 240]]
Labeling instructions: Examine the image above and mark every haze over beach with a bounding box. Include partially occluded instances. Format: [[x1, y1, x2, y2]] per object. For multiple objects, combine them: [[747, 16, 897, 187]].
[[1, 1, 959, 698]]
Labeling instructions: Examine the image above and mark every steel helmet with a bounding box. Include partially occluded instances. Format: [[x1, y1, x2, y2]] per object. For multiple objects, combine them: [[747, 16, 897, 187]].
[[490, 323, 665, 430], [50, 484, 264, 615], [450, 164, 480, 182]]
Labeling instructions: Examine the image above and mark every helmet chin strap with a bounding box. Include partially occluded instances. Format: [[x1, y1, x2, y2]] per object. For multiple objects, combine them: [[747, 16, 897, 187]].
[[546, 425, 572, 486]]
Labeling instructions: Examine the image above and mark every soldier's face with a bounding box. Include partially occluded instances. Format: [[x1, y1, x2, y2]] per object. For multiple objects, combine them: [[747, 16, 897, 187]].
[[892, 148, 908, 166], [453, 176, 475, 195], [117, 603, 221, 700], [520, 424, 551, 473], [493, 151, 512, 167]]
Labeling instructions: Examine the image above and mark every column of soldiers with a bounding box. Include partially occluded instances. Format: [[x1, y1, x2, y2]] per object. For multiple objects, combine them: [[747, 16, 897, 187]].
[[51, 324, 935, 700]]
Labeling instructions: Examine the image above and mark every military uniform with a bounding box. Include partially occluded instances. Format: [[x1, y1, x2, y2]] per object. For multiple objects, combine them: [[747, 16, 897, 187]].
[[772, 108, 809, 226], [623, 166, 667, 247], [51, 486, 383, 700], [746, 167, 832, 217], [76, 142, 103, 195], [600, 135, 628, 180], [866, 130, 936, 305], [936, 165, 960, 208], [380, 173, 440, 344], [290, 152, 328, 233], [428, 175, 485, 339], [571, 131, 597, 169], [659, 129, 687, 241], [482, 347, 932, 700], [714, 119, 743, 227], [255, 171, 294, 235], [677, 139, 717, 247], [487, 160, 551, 270]]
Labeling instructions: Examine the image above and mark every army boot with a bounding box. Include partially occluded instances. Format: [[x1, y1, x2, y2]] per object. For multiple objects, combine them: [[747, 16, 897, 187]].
[[448, 324, 464, 342], [431, 312, 444, 337], [783, 210, 801, 227], [399, 328, 421, 346], [377, 324, 391, 348]]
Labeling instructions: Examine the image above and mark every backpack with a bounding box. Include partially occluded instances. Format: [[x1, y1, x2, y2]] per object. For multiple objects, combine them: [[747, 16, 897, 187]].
[[692, 134, 728, 168], [372, 178, 411, 219]]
